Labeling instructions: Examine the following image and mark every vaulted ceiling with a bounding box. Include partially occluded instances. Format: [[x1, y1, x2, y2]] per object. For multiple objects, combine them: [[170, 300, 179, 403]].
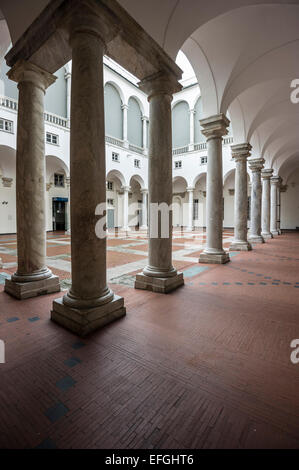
[[1, 0, 299, 178]]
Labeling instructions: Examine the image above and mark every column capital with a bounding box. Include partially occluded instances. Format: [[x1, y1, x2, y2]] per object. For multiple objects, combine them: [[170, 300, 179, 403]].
[[8, 60, 56, 92], [231, 142, 252, 162], [248, 158, 265, 173], [66, 177, 71, 187], [189, 108, 196, 115], [121, 104, 129, 111], [261, 168, 273, 180], [138, 71, 182, 99], [142, 115, 149, 122], [122, 185, 131, 193], [68, 4, 121, 47], [187, 187, 195, 192], [199, 113, 230, 140], [141, 188, 148, 194], [271, 175, 281, 185]]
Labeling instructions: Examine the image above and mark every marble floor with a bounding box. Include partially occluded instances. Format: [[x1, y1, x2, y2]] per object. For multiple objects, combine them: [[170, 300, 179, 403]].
[[0, 229, 299, 448]]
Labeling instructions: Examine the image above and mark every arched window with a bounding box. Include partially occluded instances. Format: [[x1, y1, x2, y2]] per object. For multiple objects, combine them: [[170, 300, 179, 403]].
[[104, 83, 123, 139], [194, 97, 205, 143], [172, 101, 189, 148], [128, 97, 142, 147]]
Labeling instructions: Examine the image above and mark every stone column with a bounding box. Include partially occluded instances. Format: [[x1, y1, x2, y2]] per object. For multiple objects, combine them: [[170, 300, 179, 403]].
[[122, 186, 130, 231], [51, 12, 125, 336], [187, 187, 194, 231], [66, 176, 71, 234], [135, 72, 184, 293], [229, 143, 252, 251], [4, 60, 60, 299], [261, 168, 273, 239], [64, 62, 71, 127], [189, 109, 195, 151], [248, 158, 265, 244], [142, 115, 148, 150], [122, 104, 129, 147], [270, 176, 280, 236], [277, 177, 282, 234], [140, 189, 148, 229], [199, 114, 230, 264]]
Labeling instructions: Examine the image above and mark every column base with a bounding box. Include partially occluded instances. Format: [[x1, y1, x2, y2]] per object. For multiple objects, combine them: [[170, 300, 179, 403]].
[[5, 274, 60, 300], [135, 272, 184, 293], [229, 241, 252, 252], [51, 294, 126, 337], [199, 251, 230, 264], [248, 235, 265, 244], [261, 232, 273, 239], [271, 230, 279, 236], [0, 258, 3, 268]]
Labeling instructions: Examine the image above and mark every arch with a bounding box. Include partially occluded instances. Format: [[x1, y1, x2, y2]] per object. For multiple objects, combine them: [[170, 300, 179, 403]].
[[128, 96, 143, 147], [46, 155, 69, 182], [129, 174, 146, 190], [172, 100, 190, 148], [192, 172, 207, 188], [173, 175, 188, 187], [106, 169, 127, 188], [223, 169, 235, 187], [104, 82, 123, 140], [0, 145, 16, 178]]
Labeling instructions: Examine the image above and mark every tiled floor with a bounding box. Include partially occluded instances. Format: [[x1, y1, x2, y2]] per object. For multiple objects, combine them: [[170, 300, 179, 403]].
[[0, 230, 299, 448]]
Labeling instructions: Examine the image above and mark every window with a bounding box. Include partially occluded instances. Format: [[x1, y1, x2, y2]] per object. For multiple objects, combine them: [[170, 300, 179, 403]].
[[107, 198, 114, 206], [174, 161, 182, 169], [200, 156, 207, 165], [0, 118, 13, 133], [193, 199, 199, 220], [54, 173, 65, 187], [112, 152, 119, 162], [107, 181, 113, 191], [46, 132, 59, 145], [134, 159, 141, 168]]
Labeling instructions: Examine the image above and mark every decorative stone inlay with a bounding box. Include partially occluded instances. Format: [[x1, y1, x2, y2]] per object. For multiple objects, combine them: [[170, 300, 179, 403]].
[[2, 177, 13, 188]]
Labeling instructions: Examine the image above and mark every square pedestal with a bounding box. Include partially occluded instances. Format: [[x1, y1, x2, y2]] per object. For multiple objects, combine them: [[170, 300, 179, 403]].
[[248, 235, 264, 244], [5, 275, 60, 300], [135, 272, 184, 293], [199, 252, 230, 264], [229, 242, 252, 252], [262, 232, 273, 240], [271, 230, 279, 236], [51, 294, 126, 337]]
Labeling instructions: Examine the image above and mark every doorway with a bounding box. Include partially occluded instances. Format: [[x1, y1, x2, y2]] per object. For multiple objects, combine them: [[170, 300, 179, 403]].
[[52, 198, 67, 231]]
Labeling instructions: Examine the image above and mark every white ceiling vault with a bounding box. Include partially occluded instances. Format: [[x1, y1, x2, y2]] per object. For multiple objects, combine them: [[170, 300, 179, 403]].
[[1, 0, 299, 180]]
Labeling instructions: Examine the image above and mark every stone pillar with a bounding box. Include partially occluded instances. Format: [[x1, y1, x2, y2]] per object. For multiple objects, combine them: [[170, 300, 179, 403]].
[[270, 176, 280, 236], [199, 114, 230, 264], [64, 63, 71, 127], [122, 104, 129, 147], [277, 177, 282, 235], [261, 168, 273, 239], [142, 115, 148, 150], [248, 158, 265, 244], [4, 60, 60, 299], [140, 189, 148, 229], [229, 143, 252, 251], [122, 186, 130, 231], [51, 12, 125, 336], [135, 72, 184, 293], [186, 187, 194, 231], [66, 176, 71, 234], [189, 109, 195, 151]]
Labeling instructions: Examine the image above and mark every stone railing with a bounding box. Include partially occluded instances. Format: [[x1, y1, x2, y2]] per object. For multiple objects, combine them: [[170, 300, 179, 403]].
[[0, 96, 18, 111], [194, 142, 207, 151], [105, 135, 124, 147], [44, 112, 68, 128], [173, 137, 234, 156], [129, 143, 144, 155], [173, 145, 189, 155]]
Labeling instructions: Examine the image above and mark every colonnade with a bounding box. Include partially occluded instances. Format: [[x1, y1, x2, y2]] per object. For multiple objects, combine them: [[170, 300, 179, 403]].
[[3, 11, 283, 336]]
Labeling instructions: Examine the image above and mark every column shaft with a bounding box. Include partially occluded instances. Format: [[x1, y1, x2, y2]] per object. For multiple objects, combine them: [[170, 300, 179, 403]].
[[135, 72, 184, 293], [141, 190, 148, 229], [271, 177, 280, 236], [187, 188, 194, 231], [248, 158, 265, 244], [51, 15, 125, 336], [199, 114, 230, 264], [230, 143, 252, 251], [4, 61, 60, 299], [122, 187, 130, 231], [261, 169, 273, 239]]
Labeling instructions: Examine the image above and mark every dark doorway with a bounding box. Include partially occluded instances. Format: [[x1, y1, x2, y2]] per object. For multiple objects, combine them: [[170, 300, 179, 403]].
[[52, 198, 67, 231]]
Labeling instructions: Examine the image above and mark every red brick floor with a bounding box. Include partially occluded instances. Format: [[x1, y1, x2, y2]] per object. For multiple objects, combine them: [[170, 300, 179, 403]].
[[0, 232, 299, 448]]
